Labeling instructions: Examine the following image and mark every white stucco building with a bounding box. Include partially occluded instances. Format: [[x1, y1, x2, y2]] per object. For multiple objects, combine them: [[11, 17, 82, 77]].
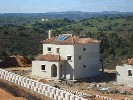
[[32, 31, 100, 80], [116, 64, 133, 85]]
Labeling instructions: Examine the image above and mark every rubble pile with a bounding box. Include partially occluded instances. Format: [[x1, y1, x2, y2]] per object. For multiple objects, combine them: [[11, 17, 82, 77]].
[[0, 55, 31, 68], [122, 58, 133, 65], [15, 55, 31, 67]]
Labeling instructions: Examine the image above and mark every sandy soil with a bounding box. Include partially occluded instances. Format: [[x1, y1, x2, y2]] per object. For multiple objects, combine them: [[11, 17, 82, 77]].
[[0, 88, 27, 100]]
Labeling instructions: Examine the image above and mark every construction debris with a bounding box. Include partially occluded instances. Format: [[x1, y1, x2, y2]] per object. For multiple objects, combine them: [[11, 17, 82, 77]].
[[88, 83, 101, 88], [99, 87, 110, 93]]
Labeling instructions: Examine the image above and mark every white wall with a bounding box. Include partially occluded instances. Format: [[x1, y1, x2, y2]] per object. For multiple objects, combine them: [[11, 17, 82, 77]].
[[43, 44, 74, 79], [32, 61, 63, 79], [74, 43, 100, 79], [116, 64, 133, 85], [41, 43, 100, 80]]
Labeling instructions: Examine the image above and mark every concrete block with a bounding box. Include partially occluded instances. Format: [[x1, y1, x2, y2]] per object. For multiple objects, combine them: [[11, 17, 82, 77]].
[[14, 79, 18, 84], [101, 96, 104, 99], [5, 76, 9, 80], [42, 87, 47, 93], [62, 98, 66, 100], [65, 93, 71, 100], [43, 90, 47, 96], [28, 79, 32, 85], [16, 80, 19, 85], [50, 93, 54, 99], [17, 80, 21, 85], [58, 96, 63, 100], [9, 73, 14, 77], [29, 84, 32, 89], [31, 81, 36, 87], [35, 82, 40, 88], [22, 77, 26, 83], [60, 92, 66, 98], [75, 98, 81, 100], [41, 89, 45, 95], [52, 88, 56, 94], [15, 75, 19, 80], [33, 87, 37, 92], [54, 94, 58, 100], [96, 94, 100, 98], [25, 79, 30, 84], [48, 86, 53, 92], [56, 89, 61, 96], [46, 91, 50, 97], [12, 78, 16, 83], [70, 95, 76, 100], [23, 83, 27, 87], [26, 84, 30, 89], [3, 75, 6, 79], [31, 85, 34, 90], [20, 77, 25, 83], [37, 88, 42, 94], [42, 85, 47, 91]]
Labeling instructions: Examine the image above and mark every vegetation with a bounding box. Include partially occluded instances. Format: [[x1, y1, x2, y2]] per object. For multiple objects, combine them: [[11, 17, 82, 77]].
[[0, 13, 133, 69]]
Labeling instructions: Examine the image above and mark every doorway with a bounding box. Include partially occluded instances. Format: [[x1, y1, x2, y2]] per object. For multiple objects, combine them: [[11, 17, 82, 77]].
[[51, 64, 57, 77]]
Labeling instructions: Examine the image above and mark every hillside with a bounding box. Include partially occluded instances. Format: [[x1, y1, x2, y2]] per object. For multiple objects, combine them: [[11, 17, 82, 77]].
[[0, 13, 133, 68], [1, 11, 133, 23]]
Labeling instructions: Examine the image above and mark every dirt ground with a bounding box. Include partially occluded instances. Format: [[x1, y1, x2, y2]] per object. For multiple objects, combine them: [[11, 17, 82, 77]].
[[0, 88, 27, 100]]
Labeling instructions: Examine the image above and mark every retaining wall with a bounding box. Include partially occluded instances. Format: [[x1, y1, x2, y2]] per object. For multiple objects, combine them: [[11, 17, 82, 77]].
[[0, 68, 86, 100]]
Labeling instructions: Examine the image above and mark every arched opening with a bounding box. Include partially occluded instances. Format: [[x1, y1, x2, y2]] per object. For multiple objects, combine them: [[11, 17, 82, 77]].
[[51, 64, 57, 77]]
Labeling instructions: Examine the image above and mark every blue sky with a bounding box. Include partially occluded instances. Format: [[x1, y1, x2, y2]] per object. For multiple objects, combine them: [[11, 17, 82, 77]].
[[0, 0, 132, 13]]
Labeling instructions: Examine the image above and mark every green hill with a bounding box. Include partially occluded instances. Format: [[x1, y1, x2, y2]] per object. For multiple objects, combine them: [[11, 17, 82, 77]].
[[0, 15, 133, 69]]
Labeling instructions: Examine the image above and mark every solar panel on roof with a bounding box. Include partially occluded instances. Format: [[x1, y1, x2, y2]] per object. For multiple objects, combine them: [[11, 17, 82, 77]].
[[56, 35, 62, 40], [60, 36, 65, 40], [60, 36, 68, 41], [56, 35, 69, 41], [63, 36, 69, 40], [56, 36, 60, 40], [60, 35, 65, 40]]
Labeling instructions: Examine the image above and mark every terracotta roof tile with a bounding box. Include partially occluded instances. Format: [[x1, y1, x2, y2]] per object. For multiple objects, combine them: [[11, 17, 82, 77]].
[[42, 34, 100, 44], [35, 54, 65, 61], [122, 58, 133, 65]]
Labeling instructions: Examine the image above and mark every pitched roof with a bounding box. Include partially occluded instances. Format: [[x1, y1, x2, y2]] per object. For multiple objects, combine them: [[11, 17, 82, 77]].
[[122, 58, 133, 65], [35, 54, 65, 61], [42, 34, 100, 44]]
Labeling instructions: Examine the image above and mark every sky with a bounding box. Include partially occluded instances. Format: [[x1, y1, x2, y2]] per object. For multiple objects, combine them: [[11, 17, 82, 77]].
[[0, 0, 133, 13]]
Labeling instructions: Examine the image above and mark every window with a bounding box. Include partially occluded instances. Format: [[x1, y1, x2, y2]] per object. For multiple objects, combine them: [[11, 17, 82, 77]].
[[67, 56, 72, 61], [79, 55, 81, 60], [56, 48, 60, 53], [41, 65, 46, 71], [83, 47, 86, 51], [128, 69, 132, 76], [83, 65, 86, 69], [47, 47, 52, 52]]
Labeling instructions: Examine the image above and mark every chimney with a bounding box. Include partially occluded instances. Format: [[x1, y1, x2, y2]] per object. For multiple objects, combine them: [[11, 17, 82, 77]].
[[48, 30, 52, 39]]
